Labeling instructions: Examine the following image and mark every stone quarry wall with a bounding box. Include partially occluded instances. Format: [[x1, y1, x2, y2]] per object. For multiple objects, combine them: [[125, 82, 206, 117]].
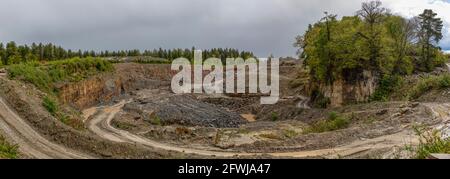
[[57, 63, 173, 109], [57, 75, 123, 109]]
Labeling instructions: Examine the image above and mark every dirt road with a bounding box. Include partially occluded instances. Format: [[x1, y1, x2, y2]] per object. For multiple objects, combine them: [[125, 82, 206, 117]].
[[86, 100, 420, 159], [0, 97, 92, 159]]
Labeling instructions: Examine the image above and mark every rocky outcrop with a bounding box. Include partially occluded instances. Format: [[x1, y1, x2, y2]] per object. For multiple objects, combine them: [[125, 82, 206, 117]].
[[57, 75, 124, 109], [57, 63, 173, 109]]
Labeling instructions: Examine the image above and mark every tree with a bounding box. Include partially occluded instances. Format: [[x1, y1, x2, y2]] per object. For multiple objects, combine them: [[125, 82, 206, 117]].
[[385, 16, 417, 75], [417, 9, 443, 71], [0, 43, 5, 65], [5, 41, 19, 65]]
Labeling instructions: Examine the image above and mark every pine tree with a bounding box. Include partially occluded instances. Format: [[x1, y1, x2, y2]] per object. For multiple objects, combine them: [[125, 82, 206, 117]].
[[417, 9, 444, 71]]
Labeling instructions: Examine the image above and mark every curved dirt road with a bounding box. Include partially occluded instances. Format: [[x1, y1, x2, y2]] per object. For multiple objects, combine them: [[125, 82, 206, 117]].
[[0, 97, 92, 159], [87, 100, 420, 159]]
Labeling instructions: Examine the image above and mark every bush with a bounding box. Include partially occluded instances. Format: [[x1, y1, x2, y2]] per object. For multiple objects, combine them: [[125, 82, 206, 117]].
[[303, 111, 350, 134], [271, 112, 279, 121], [43, 96, 58, 116], [0, 135, 18, 159], [311, 90, 330, 108], [408, 74, 450, 99], [370, 75, 403, 102]]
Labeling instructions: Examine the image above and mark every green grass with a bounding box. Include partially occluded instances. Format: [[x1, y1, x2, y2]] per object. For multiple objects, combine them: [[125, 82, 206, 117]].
[[412, 127, 450, 159], [0, 135, 19, 159], [408, 74, 450, 100], [151, 115, 162, 126], [7, 57, 113, 93], [303, 112, 350, 134]]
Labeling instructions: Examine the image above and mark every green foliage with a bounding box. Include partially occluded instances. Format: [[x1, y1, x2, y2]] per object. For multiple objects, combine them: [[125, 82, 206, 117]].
[[412, 127, 450, 159], [370, 75, 404, 101], [0, 41, 256, 64], [151, 115, 162, 126], [417, 9, 444, 72], [133, 57, 171, 64], [408, 74, 450, 99], [311, 90, 330, 108], [295, 1, 446, 90], [7, 57, 113, 93], [303, 112, 350, 134], [0, 135, 18, 159]]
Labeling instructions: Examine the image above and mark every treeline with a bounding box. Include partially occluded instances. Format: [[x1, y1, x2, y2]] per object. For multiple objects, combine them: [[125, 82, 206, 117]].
[[295, 1, 446, 84], [0, 42, 255, 65]]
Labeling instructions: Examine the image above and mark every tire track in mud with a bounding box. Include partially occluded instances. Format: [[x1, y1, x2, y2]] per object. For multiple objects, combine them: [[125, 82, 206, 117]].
[[0, 97, 92, 159], [86, 100, 422, 159]]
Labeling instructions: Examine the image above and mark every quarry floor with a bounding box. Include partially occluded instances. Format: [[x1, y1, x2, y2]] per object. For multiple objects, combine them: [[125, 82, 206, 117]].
[[1, 62, 450, 159]]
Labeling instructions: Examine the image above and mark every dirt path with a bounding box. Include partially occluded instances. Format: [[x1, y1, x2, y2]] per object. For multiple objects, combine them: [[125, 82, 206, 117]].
[[86, 100, 420, 158], [423, 103, 450, 138], [0, 97, 92, 159]]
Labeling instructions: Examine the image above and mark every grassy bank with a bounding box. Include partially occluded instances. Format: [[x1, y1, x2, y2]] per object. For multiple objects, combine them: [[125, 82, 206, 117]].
[[6, 57, 113, 129], [7, 57, 113, 94]]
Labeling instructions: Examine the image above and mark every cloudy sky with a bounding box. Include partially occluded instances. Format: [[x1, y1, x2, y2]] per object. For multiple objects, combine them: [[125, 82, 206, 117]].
[[0, 0, 448, 57]]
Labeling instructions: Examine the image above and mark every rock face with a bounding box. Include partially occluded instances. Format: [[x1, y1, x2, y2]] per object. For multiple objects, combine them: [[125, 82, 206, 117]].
[[57, 63, 173, 109], [315, 70, 378, 107], [57, 76, 123, 109]]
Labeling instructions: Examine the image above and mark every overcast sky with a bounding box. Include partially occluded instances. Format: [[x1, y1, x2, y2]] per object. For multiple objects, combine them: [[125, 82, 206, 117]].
[[0, 0, 448, 57]]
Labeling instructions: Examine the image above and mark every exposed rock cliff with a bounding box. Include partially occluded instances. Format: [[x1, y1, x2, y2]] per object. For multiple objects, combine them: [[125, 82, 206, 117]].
[[312, 70, 378, 107], [57, 63, 173, 109]]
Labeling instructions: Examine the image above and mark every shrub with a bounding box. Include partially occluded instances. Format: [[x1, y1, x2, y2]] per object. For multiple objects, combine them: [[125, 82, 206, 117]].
[[271, 112, 279, 121], [43, 96, 58, 116], [42, 96, 84, 129], [303, 111, 350, 134], [151, 115, 162, 126], [370, 75, 403, 102]]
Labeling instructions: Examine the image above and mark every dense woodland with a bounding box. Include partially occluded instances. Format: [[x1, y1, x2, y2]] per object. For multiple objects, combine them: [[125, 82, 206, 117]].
[[0, 42, 255, 65], [295, 1, 446, 85]]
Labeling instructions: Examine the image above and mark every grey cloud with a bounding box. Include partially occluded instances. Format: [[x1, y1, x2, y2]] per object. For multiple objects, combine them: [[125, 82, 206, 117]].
[[6, 0, 443, 57]]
